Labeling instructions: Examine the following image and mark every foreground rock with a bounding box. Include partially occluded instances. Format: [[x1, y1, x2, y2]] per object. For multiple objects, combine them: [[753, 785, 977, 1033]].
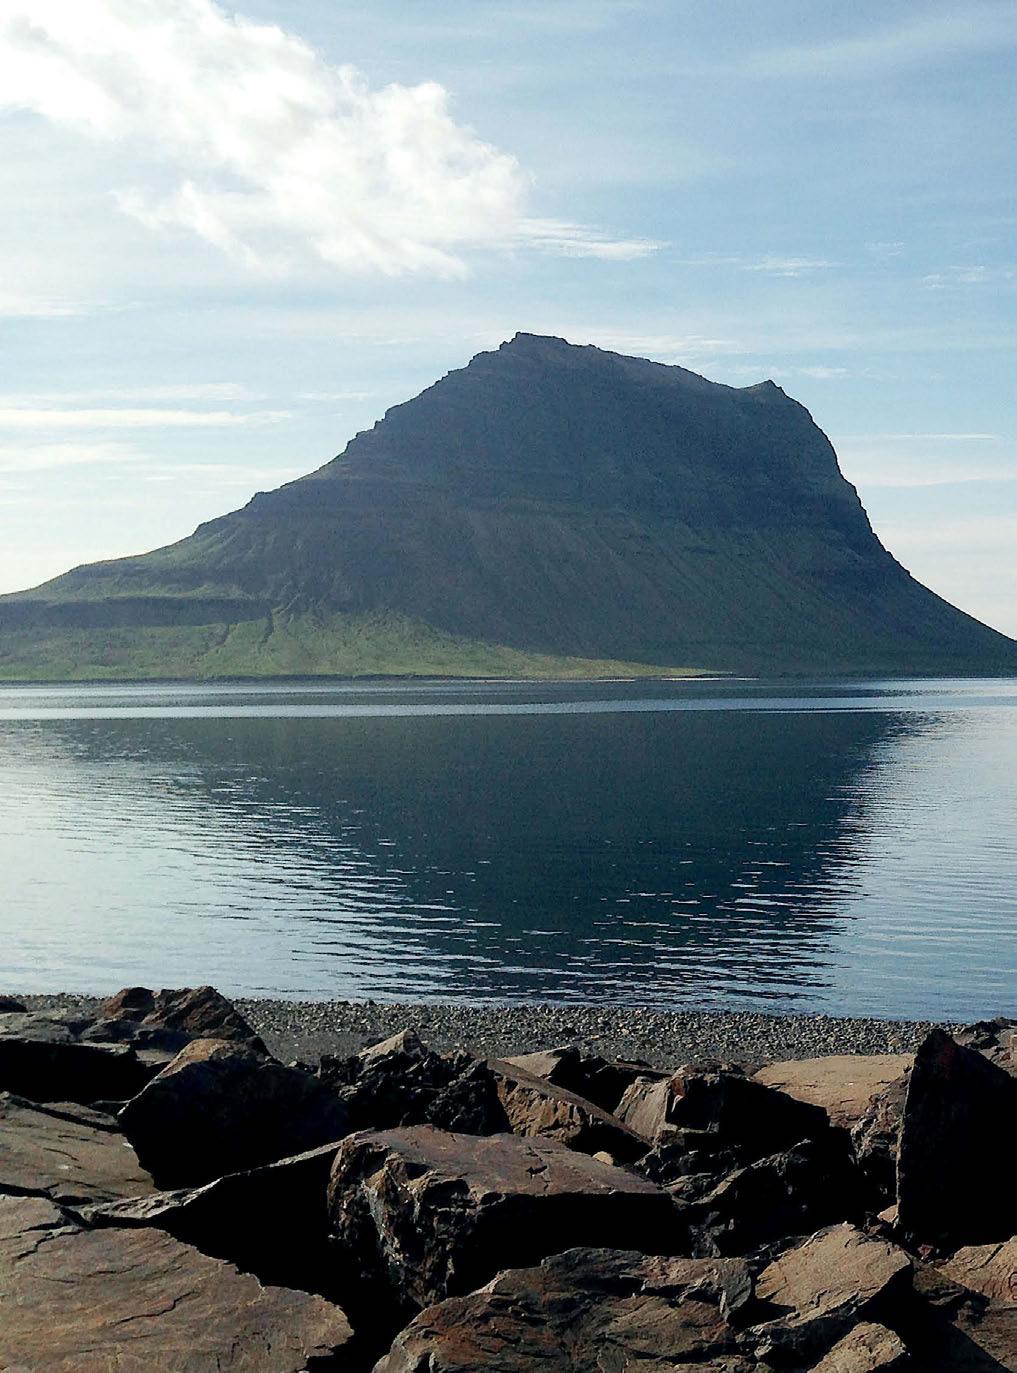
[[753, 1055, 912, 1129], [897, 1028, 1017, 1248], [82, 1142, 343, 1300], [327, 1125, 678, 1321], [0, 1193, 355, 1371], [753, 1223, 911, 1362], [374, 1247, 755, 1372], [119, 1037, 349, 1187], [0, 1092, 156, 1206]]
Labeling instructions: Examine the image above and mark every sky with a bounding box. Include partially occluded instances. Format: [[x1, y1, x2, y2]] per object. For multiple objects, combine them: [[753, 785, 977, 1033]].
[[1, 0, 1015, 635]]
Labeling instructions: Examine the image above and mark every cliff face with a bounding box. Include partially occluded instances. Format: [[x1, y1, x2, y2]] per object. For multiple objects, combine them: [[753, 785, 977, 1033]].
[[3, 333, 1015, 678]]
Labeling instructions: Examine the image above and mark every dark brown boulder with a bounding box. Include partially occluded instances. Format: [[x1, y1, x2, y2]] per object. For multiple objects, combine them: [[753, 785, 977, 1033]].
[[0, 1092, 155, 1207], [374, 1246, 755, 1372], [95, 984, 266, 1052], [502, 1045, 669, 1114], [752, 1223, 912, 1363], [327, 1125, 679, 1322], [319, 1029, 472, 1133], [0, 1193, 354, 1370], [427, 1057, 647, 1162], [617, 1065, 831, 1156], [678, 1134, 867, 1258], [0, 1014, 156, 1105], [118, 1037, 349, 1187], [897, 1029, 1017, 1248], [80, 1142, 344, 1300]]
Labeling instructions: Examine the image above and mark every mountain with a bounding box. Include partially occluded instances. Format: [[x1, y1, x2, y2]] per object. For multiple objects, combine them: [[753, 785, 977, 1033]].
[[2, 332, 1015, 680]]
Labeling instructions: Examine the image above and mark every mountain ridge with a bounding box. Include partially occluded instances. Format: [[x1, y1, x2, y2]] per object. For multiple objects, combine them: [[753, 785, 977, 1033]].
[[2, 333, 1015, 680]]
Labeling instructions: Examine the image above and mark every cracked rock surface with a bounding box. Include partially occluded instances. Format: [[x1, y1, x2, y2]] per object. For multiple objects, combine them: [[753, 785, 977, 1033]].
[[0, 1092, 155, 1207], [0, 1193, 354, 1372], [327, 1124, 678, 1320]]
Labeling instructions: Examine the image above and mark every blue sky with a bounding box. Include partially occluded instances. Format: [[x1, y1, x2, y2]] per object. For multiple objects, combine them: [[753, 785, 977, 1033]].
[[2, 0, 1015, 634]]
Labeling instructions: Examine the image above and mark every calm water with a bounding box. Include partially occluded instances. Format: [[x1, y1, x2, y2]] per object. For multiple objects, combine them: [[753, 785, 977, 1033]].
[[0, 677, 1014, 1019]]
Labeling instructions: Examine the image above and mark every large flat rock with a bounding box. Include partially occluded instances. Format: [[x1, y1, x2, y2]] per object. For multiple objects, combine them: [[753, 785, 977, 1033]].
[[754, 1223, 911, 1361], [327, 1124, 679, 1317], [374, 1246, 755, 1372], [939, 1237, 1017, 1303], [809, 1321, 910, 1371], [753, 1055, 912, 1129], [0, 1092, 156, 1207], [0, 1193, 354, 1371]]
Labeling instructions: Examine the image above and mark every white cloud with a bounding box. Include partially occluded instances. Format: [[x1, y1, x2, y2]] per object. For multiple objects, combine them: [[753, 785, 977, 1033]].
[[0, 0, 651, 279], [0, 407, 288, 430]]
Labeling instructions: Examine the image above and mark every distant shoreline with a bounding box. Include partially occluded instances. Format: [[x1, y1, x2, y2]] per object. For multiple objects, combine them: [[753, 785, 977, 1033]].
[[13, 993, 954, 1069]]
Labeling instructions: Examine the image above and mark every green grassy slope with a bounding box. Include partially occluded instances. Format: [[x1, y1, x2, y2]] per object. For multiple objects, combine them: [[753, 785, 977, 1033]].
[[0, 612, 711, 682]]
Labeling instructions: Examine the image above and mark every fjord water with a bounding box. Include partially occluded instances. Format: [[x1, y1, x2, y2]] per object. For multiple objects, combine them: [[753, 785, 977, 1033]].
[[0, 678, 1014, 1019]]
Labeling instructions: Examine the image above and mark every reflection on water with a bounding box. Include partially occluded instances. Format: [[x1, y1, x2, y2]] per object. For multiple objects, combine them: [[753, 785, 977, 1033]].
[[0, 678, 1014, 1018]]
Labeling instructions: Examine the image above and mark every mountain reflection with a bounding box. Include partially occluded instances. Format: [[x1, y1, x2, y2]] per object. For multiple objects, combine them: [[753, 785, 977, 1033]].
[[0, 699, 929, 1006]]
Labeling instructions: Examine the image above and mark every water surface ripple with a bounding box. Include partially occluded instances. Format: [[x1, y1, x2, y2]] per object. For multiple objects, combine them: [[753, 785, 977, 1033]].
[[0, 677, 1014, 1018]]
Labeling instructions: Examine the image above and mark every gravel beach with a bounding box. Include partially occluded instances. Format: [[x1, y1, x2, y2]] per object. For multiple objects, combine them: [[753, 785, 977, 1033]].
[[11, 993, 953, 1069]]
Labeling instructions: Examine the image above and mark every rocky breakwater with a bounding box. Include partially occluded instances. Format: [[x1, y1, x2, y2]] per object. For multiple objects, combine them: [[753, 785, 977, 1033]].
[[0, 989, 1014, 1371]]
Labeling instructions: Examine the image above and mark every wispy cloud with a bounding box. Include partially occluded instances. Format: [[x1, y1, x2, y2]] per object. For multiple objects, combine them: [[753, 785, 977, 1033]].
[[0, 0, 652, 279], [742, 256, 839, 277], [921, 265, 1017, 289], [0, 407, 288, 430], [696, 6, 1017, 80], [0, 384, 254, 405]]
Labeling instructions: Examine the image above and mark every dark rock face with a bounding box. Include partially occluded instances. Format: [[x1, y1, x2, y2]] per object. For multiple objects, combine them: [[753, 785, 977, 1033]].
[[752, 1223, 912, 1362], [118, 1037, 350, 1187], [0, 1092, 155, 1207], [10, 332, 1017, 678], [617, 1065, 830, 1156], [501, 1045, 668, 1114], [319, 1029, 472, 1133], [0, 1193, 354, 1371], [897, 1029, 1017, 1248], [80, 1143, 343, 1301], [326, 1125, 679, 1321], [678, 1135, 867, 1259], [0, 1015, 155, 1105], [850, 1070, 910, 1208], [427, 1057, 647, 1162], [374, 1246, 755, 1372], [954, 1016, 1017, 1074], [0, 995, 27, 1012]]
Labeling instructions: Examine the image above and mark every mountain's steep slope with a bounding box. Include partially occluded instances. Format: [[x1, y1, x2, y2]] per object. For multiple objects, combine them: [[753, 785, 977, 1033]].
[[2, 333, 1015, 678]]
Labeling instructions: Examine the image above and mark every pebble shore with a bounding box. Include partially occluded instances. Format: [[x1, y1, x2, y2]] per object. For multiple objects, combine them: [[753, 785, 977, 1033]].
[[14, 993, 952, 1068]]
